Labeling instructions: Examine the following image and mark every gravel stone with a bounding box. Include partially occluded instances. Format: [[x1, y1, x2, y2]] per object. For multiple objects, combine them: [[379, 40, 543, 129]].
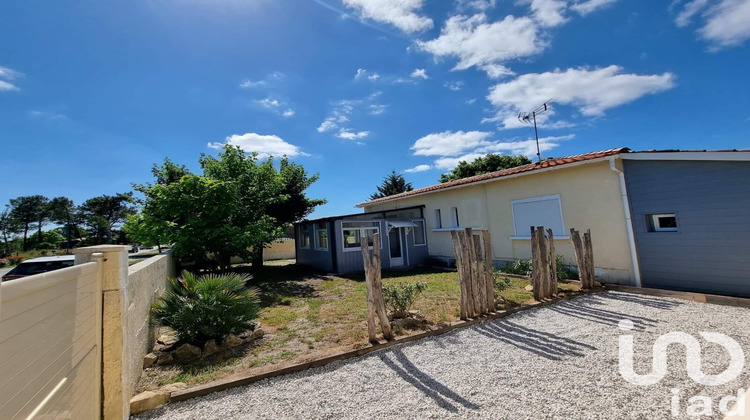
[[133, 292, 750, 420]]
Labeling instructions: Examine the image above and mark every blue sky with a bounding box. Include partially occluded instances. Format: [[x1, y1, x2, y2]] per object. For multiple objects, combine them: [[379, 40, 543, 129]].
[[1, 0, 749, 218]]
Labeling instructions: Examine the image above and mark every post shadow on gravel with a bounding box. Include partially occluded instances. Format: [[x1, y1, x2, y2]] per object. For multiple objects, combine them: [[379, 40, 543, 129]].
[[473, 320, 596, 361], [593, 292, 685, 310], [545, 297, 658, 330], [378, 349, 480, 413]]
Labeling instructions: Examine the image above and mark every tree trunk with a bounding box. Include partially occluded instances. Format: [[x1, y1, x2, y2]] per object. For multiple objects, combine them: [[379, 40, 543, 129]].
[[252, 243, 264, 268], [22, 222, 29, 251]]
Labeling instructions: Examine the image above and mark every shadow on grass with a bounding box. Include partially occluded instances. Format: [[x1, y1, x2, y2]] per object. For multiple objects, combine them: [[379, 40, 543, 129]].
[[336, 266, 453, 283], [379, 348, 479, 413]]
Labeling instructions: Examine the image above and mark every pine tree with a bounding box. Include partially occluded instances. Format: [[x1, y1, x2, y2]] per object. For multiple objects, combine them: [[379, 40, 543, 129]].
[[370, 171, 414, 200]]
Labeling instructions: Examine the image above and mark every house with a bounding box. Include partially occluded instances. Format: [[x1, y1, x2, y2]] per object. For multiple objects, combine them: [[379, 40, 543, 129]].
[[297, 147, 750, 297], [294, 206, 429, 273], [621, 150, 750, 297]]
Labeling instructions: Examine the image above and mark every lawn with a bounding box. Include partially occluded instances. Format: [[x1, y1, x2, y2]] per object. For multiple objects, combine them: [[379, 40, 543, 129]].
[[136, 262, 581, 392]]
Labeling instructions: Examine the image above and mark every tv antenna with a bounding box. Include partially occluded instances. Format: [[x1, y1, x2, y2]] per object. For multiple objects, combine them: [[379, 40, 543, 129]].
[[518, 100, 553, 162]]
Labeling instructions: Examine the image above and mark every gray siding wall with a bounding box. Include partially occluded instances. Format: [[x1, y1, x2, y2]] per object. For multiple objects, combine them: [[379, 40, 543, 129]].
[[295, 223, 333, 272], [624, 160, 750, 297]]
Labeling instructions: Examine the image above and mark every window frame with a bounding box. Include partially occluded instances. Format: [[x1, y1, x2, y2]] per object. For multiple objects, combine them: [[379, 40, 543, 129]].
[[341, 221, 383, 252], [649, 213, 679, 232], [434, 209, 442, 229], [412, 219, 427, 246], [299, 225, 311, 249], [314, 222, 329, 251], [510, 194, 567, 239]]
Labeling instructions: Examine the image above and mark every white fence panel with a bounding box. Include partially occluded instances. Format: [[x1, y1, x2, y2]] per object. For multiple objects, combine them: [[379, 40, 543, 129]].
[[0, 258, 102, 420]]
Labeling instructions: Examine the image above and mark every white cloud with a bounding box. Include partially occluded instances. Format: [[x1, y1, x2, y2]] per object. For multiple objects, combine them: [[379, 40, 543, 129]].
[[466, 98, 477, 104], [675, 0, 750, 49], [317, 119, 339, 133], [239, 79, 266, 88], [0, 65, 22, 91], [282, 109, 295, 117], [434, 153, 485, 170], [570, 0, 618, 15], [411, 68, 429, 79], [455, 0, 497, 11], [342, 0, 433, 33], [404, 164, 432, 173], [481, 63, 515, 79], [239, 71, 285, 89], [524, 0, 569, 27], [416, 14, 546, 77], [485, 66, 675, 128], [355, 68, 381, 81], [369, 104, 388, 115], [444, 81, 464, 91], [29, 110, 66, 120], [207, 133, 307, 158], [0, 80, 19, 91], [256, 98, 280, 108], [411, 130, 494, 156], [336, 128, 370, 140]]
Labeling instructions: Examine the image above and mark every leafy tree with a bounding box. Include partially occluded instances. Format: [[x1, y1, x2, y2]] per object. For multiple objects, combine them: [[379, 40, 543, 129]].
[[28, 230, 65, 250], [134, 157, 192, 195], [0, 207, 21, 256], [255, 158, 326, 265], [48, 196, 78, 251], [370, 171, 413, 200], [79, 193, 137, 244], [123, 212, 168, 252], [139, 175, 256, 270], [439, 154, 532, 183], [8, 195, 49, 251]]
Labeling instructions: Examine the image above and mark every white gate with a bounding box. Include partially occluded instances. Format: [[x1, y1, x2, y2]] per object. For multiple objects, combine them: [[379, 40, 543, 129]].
[[0, 255, 102, 420]]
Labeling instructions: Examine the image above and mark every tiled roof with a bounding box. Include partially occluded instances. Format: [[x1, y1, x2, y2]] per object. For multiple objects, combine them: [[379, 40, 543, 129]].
[[357, 147, 631, 207]]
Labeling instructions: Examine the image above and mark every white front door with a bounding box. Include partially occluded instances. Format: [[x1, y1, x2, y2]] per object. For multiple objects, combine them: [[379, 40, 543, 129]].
[[389, 227, 404, 267]]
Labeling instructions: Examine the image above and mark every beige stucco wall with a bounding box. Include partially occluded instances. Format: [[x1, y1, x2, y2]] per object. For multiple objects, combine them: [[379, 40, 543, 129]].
[[124, 252, 176, 412], [364, 160, 635, 284], [229, 239, 296, 264]]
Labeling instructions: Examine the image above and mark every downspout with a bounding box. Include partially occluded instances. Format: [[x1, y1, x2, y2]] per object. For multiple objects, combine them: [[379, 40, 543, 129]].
[[608, 158, 642, 288]]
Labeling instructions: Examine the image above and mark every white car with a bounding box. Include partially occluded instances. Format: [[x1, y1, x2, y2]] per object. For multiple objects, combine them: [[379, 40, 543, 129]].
[[2, 255, 75, 281]]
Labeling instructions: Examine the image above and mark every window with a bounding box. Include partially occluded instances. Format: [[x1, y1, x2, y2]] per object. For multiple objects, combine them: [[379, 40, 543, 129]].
[[511, 195, 565, 237], [413, 220, 426, 246], [314, 222, 328, 250], [299, 226, 311, 249], [434, 209, 442, 229], [342, 221, 381, 251], [450, 207, 459, 228], [649, 213, 678, 232]]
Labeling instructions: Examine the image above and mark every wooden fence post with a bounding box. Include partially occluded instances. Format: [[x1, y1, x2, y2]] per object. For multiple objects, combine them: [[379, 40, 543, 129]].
[[570, 228, 595, 289], [361, 233, 392, 343], [547, 228, 558, 295], [472, 234, 488, 315], [583, 230, 595, 289], [451, 231, 469, 320], [536, 227, 550, 299], [481, 230, 496, 312]]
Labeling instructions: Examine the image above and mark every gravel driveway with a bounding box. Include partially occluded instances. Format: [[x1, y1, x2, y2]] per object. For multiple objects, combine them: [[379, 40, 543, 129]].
[[134, 291, 750, 420]]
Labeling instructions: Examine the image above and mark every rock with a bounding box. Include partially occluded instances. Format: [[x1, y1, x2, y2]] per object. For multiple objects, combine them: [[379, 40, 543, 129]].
[[143, 353, 158, 368], [223, 334, 243, 348], [408, 310, 425, 322], [203, 339, 219, 357], [238, 331, 251, 340], [524, 285, 534, 291], [130, 391, 169, 415], [249, 320, 260, 331], [174, 343, 202, 363], [157, 334, 179, 346], [248, 328, 265, 341], [159, 382, 188, 394], [156, 352, 174, 366]]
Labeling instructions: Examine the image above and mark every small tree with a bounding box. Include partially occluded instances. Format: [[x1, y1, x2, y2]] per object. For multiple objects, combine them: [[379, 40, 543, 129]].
[[0, 207, 21, 256], [48, 197, 77, 251], [370, 171, 413, 200], [8, 195, 49, 251], [79, 193, 137, 244], [440, 154, 531, 183]]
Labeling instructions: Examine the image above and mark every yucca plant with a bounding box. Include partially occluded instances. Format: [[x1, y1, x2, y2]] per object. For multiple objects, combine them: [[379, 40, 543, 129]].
[[151, 270, 260, 344]]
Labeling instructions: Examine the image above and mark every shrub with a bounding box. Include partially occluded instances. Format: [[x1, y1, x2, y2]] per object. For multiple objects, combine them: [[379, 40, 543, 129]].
[[0, 259, 6, 268], [493, 274, 512, 293], [382, 282, 427, 319], [151, 270, 260, 344], [6, 255, 24, 266], [555, 254, 578, 280], [502, 258, 532, 276]]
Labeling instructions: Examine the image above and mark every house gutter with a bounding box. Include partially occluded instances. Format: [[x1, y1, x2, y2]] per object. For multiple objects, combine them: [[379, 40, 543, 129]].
[[608, 158, 642, 288]]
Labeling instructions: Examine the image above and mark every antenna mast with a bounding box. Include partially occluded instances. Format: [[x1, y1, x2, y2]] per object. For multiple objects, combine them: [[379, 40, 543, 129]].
[[518, 100, 553, 162]]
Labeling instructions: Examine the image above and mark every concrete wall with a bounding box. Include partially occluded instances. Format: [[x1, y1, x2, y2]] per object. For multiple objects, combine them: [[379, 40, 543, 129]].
[[365, 160, 635, 284], [624, 159, 750, 296], [0, 257, 103, 420], [262, 239, 296, 260], [124, 252, 176, 410]]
